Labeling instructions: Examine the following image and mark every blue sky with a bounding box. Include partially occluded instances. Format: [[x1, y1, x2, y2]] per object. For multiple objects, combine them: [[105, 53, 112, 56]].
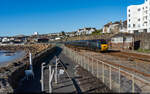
[[0, 0, 144, 36]]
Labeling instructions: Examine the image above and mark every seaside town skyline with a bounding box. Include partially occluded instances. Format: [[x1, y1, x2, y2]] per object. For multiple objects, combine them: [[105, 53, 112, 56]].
[[0, 0, 144, 36]]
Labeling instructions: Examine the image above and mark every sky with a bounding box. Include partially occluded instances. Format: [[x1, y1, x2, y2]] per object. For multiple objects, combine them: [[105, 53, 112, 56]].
[[0, 0, 145, 36]]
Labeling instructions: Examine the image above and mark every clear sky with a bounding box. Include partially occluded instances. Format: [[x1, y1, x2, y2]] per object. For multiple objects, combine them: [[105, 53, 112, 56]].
[[0, 0, 144, 36]]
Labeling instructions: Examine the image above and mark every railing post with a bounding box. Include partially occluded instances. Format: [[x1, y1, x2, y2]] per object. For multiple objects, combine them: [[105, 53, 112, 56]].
[[49, 65, 54, 93], [118, 67, 120, 92], [102, 62, 104, 83], [49, 65, 52, 93], [55, 58, 58, 84], [92, 57, 94, 74], [41, 63, 45, 92], [84, 54, 86, 69], [97, 60, 99, 78], [81, 54, 83, 67], [132, 74, 135, 93], [88, 56, 90, 71], [109, 65, 112, 90]]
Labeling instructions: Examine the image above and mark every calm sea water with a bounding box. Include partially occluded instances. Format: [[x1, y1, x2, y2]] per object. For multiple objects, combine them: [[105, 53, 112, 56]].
[[0, 50, 25, 65]]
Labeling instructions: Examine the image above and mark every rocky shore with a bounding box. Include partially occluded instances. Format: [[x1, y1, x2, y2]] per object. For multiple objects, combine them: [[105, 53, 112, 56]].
[[0, 44, 54, 93]]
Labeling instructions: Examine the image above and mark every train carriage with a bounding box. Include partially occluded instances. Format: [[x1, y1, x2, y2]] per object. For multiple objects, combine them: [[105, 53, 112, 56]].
[[65, 39, 108, 52]]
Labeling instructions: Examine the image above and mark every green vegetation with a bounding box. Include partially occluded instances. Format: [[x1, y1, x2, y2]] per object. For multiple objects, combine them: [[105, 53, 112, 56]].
[[137, 49, 150, 53], [92, 29, 103, 35]]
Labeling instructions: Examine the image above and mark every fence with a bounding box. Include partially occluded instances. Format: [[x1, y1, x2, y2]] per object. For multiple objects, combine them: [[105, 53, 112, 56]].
[[62, 46, 150, 93]]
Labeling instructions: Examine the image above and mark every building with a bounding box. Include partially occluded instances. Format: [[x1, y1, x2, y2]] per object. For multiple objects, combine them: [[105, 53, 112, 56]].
[[2, 37, 10, 43], [65, 32, 76, 37], [102, 21, 122, 33], [120, 20, 127, 33], [110, 33, 134, 50], [34, 32, 39, 35], [76, 27, 96, 35], [127, 0, 150, 33]]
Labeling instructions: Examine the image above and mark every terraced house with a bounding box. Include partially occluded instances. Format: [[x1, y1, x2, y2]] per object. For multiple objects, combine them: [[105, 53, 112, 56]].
[[127, 0, 150, 33]]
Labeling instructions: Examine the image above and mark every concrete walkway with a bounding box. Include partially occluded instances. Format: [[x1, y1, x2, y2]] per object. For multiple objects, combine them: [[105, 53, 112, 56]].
[[43, 51, 81, 93]]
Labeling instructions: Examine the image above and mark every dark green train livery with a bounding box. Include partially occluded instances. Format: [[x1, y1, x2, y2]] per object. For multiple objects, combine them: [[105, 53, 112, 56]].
[[65, 39, 108, 51]]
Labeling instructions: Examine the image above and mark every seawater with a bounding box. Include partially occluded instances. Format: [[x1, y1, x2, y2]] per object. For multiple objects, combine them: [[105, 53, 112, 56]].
[[0, 50, 25, 65]]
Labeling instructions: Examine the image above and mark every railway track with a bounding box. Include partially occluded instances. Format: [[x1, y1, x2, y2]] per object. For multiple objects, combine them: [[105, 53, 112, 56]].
[[103, 51, 150, 63], [68, 46, 150, 78]]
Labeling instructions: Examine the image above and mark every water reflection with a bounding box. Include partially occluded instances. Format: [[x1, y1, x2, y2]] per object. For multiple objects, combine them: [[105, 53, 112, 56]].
[[0, 50, 25, 65]]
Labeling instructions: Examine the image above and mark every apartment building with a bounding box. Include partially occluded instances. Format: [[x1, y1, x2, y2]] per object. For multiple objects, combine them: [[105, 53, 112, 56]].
[[127, 0, 150, 33]]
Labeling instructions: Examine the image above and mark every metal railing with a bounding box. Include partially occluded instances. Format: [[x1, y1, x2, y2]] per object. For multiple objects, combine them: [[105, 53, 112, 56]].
[[40, 56, 74, 93], [62, 46, 150, 93]]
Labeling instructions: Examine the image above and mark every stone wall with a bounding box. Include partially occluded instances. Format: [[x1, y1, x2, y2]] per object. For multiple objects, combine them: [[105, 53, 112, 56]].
[[63, 33, 116, 41], [0, 45, 57, 93], [134, 33, 150, 50]]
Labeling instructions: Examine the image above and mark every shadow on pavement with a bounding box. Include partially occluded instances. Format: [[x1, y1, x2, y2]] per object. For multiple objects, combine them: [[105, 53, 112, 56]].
[[15, 46, 62, 93]]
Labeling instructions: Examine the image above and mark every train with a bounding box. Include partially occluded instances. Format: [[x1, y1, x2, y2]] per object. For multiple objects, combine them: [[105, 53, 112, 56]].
[[65, 39, 108, 52]]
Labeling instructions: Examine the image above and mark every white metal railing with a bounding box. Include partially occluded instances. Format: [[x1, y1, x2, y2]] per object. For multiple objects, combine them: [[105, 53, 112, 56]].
[[62, 46, 150, 93], [40, 56, 73, 93]]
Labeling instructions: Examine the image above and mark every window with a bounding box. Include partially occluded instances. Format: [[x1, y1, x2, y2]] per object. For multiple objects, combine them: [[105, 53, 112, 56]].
[[129, 19, 131, 22], [128, 9, 130, 12], [138, 8, 141, 11], [128, 24, 131, 28], [138, 24, 140, 27], [128, 14, 130, 17], [133, 24, 136, 27], [138, 19, 140, 21]]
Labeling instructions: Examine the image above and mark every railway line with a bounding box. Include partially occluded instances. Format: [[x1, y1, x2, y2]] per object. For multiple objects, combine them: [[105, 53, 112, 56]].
[[64, 46, 150, 92], [103, 51, 150, 63], [68, 46, 150, 80]]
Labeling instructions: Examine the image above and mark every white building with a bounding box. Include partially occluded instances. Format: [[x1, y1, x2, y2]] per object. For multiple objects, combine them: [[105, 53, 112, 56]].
[[2, 38, 10, 43], [34, 32, 39, 35], [127, 0, 150, 33], [76, 28, 96, 35], [102, 21, 121, 33]]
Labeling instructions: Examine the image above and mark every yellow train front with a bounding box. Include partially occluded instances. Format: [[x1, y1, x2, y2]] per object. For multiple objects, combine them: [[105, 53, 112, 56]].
[[65, 39, 108, 52], [98, 39, 108, 51]]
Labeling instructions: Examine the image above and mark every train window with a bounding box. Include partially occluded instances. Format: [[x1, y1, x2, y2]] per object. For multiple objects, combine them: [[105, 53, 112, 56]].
[[101, 40, 107, 44]]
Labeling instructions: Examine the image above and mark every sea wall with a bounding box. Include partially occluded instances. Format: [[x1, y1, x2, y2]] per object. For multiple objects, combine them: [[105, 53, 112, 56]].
[[0, 44, 56, 93]]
